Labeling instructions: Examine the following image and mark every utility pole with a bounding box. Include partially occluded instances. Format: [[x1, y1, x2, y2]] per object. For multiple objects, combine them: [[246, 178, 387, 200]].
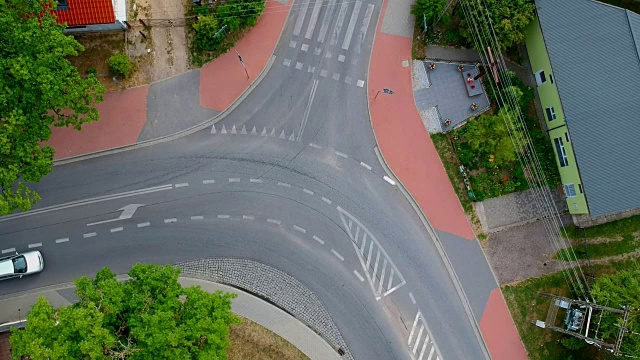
[[235, 50, 249, 79]]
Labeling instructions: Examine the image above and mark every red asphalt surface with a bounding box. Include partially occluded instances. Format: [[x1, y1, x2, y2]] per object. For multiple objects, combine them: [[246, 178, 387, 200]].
[[200, 0, 291, 111], [48, 0, 290, 160], [368, 1, 527, 359], [47, 86, 149, 160]]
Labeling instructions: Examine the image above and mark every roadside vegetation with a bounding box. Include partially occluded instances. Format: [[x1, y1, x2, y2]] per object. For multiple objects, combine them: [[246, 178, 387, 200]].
[[228, 317, 309, 360], [504, 258, 640, 360], [187, 0, 266, 66]]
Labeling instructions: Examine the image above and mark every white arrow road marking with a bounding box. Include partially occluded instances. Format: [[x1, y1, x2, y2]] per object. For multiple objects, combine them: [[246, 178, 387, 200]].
[[87, 204, 145, 226]]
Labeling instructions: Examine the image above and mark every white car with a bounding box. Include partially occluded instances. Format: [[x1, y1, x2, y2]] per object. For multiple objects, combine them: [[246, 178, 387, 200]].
[[0, 251, 44, 280]]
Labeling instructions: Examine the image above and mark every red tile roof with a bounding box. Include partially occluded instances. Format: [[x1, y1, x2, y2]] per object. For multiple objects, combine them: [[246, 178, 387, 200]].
[[53, 0, 115, 26]]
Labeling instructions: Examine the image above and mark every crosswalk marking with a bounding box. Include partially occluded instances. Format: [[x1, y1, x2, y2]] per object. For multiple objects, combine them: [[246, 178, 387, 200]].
[[357, 79, 365, 87], [301, 43, 309, 51], [325, 51, 332, 58], [295, 62, 303, 70], [338, 54, 346, 62], [345, 76, 352, 84], [408, 311, 441, 360], [293, 1, 309, 36], [317, 0, 337, 43], [355, 4, 375, 54], [337, 207, 406, 300], [289, 40, 297, 48], [305, 0, 323, 39], [283, 58, 291, 66], [320, 69, 328, 77], [332, 73, 340, 81], [342, 0, 362, 50], [330, 1, 349, 46]]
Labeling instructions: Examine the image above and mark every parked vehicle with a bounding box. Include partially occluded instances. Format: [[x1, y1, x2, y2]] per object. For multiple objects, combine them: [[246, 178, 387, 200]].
[[0, 251, 44, 280]]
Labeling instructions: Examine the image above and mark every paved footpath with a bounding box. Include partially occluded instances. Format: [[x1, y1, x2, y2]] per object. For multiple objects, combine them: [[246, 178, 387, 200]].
[[368, 0, 528, 359], [46, 0, 291, 160], [0, 277, 340, 360]]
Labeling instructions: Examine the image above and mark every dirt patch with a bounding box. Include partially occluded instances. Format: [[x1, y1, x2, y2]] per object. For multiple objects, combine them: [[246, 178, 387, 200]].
[[227, 316, 309, 360], [146, 0, 191, 81], [67, 32, 127, 92]]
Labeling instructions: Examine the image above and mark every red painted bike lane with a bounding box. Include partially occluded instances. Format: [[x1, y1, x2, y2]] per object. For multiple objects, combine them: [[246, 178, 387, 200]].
[[368, 1, 527, 359]]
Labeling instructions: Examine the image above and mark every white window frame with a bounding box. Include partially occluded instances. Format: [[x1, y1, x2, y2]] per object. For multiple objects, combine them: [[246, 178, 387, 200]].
[[546, 107, 556, 121], [535, 70, 547, 86], [564, 183, 577, 198], [554, 137, 569, 167]]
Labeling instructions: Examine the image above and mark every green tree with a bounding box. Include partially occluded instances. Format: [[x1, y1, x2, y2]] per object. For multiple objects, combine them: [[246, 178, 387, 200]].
[[591, 265, 640, 356], [10, 264, 240, 359], [0, 0, 105, 215], [460, 0, 535, 49], [464, 107, 525, 168], [411, 0, 448, 27]]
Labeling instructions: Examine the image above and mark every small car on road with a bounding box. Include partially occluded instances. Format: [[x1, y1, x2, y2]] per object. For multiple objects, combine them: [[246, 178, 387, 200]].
[[0, 251, 44, 280]]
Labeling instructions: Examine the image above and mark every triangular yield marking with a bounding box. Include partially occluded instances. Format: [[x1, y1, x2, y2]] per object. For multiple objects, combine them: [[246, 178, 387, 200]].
[[231, 125, 237, 134], [279, 130, 286, 139], [270, 128, 276, 137], [221, 125, 227, 134], [211, 125, 217, 134], [261, 127, 267, 136], [289, 132, 295, 141], [241, 125, 247, 134], [250, 126, 257, 135]]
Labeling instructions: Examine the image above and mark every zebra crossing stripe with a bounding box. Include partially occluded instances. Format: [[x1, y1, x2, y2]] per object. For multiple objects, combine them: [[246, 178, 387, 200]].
[[305, 0, 323, 39], [317, 0, 337, 43], [342, 0, 362, 50], [330, 1, 349, 46]]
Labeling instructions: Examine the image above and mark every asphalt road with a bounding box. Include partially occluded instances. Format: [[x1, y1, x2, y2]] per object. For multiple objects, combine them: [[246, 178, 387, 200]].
[[0, 1, 488, 359]]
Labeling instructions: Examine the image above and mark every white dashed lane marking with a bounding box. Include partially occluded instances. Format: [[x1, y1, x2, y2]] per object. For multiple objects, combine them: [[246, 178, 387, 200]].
[[203, 179, 215, 184], [293, 225, 307, 234], [243, 215, 255, 220], [322, 197, 332, 205], [191, 216, 204, 220], [409, 292, 417, 305], [335, 151, 348, 158], [277, 182, 291, 188], [175, 183, 189, 188], [83, 232, 97, 238], [267, 219, 282, 225], [360, 162, 372, 170], [110, 227, 123, 233], [2, 248, 16, 254], [250, 178, 263, 183], [303, 188, 314, 195], [28, 243, 43, 249], [55, 238, 69, 244], [229, 178, 240, 183], [164, 218, 177, 224], [331, 249, 344, 261], [309, 143, 322, 149], [313, 235, 325, 245], [137, 222, 150, 228], [354, 270, 365, 282], [384, 176, 396, 186], [217, 215, 230, 219]]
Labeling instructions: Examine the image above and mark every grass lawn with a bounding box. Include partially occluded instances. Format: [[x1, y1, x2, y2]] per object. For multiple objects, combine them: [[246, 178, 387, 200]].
[[228, 316, 309, 360], [565, 214, 640, 240], [504, 258, 640, 360]]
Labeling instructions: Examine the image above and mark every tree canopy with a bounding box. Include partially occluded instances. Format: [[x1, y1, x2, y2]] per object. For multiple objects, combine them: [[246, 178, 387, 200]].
[[411, 0, 448, 28], [0, 0, 105, 215], [460, 0, 535, 50], [591, 265, 640, 356], [10, 264, 239, 359]]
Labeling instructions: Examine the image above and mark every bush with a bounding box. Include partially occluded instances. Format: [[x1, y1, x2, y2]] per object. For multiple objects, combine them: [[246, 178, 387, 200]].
[[86, 67, 97, 75], [217, 0, 265, 32], [444, 27, 461, 44], [107, 53, 132, 78], [193, 15, 224, 51], [411, 0, 448, 27], [560, 336, 586, 351]]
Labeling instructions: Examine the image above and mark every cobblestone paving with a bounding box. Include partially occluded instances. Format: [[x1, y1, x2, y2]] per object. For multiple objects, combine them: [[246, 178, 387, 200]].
[[176, 258, 353, 360]]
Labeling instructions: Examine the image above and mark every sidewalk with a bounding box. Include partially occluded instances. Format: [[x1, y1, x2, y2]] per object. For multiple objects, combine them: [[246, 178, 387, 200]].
[[0, 277, 339, 360], [368, 1, 527, 359], [46, 0, 291, 161]]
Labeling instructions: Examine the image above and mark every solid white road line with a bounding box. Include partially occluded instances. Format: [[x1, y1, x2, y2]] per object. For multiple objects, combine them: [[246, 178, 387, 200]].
[[342, 0, 362, 50], [164, 218, 177, 223], [297, 79, 319, 142], [303, 188, 314, 195], [28, 243, 43, 248], [335, 151, 348, 158], [293, 225, 307, 234], [2, 248, 16, 254], [360, 162, 372, 170], [191, 216, 204, 220], [0, 184, 172, 222], [277, 182, 291, 188], [321, 197, 332, 205], [203, 179, 215, 184], [83, 232, 97, 238], [353, 270, 365, 281], [137, 222, 151, 228], [175, 183, 189, 188], [409, 292, 416, 304], [217, 215, 230, 219], [305, 0, 323, 39], [293, 0, 309, 36], [110, 227, 123, 233], [267, 218, 282, 225], [317, 0, 337, 43], [330, 1, 349, 46], [312, 235, 325, 244]]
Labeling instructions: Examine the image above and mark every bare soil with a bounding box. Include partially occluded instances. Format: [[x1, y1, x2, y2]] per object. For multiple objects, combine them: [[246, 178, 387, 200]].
[[228, 317, 309, 360]]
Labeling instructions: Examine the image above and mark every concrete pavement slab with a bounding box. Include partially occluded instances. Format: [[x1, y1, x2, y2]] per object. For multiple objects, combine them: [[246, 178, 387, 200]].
[[138, 70, 219, 141], [47, 86, 149, 160], [200, 0, 291, 111], [381, 0, 414, 38]]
